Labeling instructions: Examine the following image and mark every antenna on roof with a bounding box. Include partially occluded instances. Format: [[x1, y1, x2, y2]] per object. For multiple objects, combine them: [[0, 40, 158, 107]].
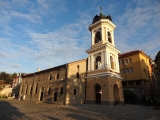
[[100, 6, 103, 14]]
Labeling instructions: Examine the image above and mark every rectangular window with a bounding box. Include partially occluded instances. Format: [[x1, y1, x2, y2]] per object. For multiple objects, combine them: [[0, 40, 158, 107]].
[[60, 87, 63, 95], [122, 69, 125, 73], [130, 67, 133, 73], [74, 89, 76, 95], [77, 65, 79, 68], [125, 59, 128, 64], [129, 58, 132, 63], [126, 68, 129, 73], [121, 60, 124, 65], [143, 69, 147, 75]]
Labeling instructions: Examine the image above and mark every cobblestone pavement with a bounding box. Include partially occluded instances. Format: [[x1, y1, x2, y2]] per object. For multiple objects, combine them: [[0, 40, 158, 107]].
[[0, 98, 160, 120]]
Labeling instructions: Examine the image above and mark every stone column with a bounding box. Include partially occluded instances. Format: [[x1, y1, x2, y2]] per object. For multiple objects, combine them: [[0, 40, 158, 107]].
[[115, 55, 119, 72], [108, 51, 111, 68], [105, 50, 108, 67], [112, 31, 115, 46], [91, 31, 94, 45], [101, 51, 104, 69], [91, 54, 94, 70]]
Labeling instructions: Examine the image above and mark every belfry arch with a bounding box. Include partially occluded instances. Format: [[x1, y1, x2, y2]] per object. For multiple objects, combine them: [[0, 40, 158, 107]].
[[95, 55, 101, 70], [95, 30, 101, 44], [108, 31, 112, 43], [110, 55, 115, 69]]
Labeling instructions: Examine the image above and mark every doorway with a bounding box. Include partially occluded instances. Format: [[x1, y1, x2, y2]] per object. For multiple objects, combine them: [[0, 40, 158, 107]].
[[113, 84, 120, 103], [40, 87, 44, 101], [95, 84, 101, 104], [54, 92, 57, 101]]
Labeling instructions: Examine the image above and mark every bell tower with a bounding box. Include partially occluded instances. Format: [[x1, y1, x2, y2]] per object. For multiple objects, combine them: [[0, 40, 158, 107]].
[[85, 13, 124, 105]]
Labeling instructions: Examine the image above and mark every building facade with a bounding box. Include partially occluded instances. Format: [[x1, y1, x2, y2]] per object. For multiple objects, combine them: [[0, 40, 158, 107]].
[[19, 13, 124, 106], [119, 50, 152, 97], [19, 59, 87, 105]]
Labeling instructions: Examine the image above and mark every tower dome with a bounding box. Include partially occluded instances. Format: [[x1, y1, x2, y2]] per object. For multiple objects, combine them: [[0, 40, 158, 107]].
[[92, 13, 112, 24]]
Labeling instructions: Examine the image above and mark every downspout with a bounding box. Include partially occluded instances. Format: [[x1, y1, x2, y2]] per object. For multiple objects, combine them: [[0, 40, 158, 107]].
[[64, 64, 68, 105], [30, 73, 35, 101], [85, 58, 88, 103]]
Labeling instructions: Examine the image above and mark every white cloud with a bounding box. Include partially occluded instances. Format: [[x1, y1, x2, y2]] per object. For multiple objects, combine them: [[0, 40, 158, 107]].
[[114, 0, 160, 59], [24, 12, 91, 69], [11, 11, 42, 24], [36, 0, 68, 15]]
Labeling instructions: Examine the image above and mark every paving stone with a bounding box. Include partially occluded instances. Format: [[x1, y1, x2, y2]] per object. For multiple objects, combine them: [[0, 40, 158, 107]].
[[0, 98, 160, 120]]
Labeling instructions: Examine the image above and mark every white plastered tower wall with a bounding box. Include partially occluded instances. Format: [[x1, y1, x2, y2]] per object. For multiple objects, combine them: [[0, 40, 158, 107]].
[[85, 13, 124, 105], [87, 19, 120, 73]]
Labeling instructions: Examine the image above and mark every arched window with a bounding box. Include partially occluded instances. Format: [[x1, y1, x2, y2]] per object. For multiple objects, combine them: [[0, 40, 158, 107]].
[[110, 56, 114, 69], [55, 73, 59, 80], [95, 31, 101, 43], [108, 32, 112, 43], [35, 84, 38, 94], [25, 84, 28, 94], [95, 56, 101, 70], [76, 72, 79, 78], [49, 74, 52, 80]]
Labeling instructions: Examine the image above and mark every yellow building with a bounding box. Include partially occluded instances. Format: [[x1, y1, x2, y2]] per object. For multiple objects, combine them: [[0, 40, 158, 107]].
[[119, 50, 152, 95]]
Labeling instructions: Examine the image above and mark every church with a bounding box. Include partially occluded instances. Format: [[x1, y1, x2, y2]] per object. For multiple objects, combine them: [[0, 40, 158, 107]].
[[19, 13, 124, 106]]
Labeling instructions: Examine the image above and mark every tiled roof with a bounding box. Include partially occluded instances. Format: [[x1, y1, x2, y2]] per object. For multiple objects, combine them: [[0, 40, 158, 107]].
[[119, 50, 143, 58]]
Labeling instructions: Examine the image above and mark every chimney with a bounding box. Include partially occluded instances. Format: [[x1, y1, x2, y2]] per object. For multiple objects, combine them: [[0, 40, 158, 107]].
[[37, 68, 40, 72]]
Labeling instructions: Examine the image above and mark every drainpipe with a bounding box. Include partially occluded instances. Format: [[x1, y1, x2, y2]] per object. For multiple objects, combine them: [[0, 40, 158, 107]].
[[30, 73, 35, 101], [64, 64, 68, 105]]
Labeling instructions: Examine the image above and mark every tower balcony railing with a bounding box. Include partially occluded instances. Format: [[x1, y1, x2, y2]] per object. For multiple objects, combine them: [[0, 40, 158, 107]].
[[88, 64, 120, 76]]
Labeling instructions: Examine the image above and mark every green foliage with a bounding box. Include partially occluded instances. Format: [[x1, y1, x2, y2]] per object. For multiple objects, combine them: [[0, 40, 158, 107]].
[[155, 51, 160, 74], [0, 72, 12, 83], [0, 72, 26, 84], [123, 90, 138, 103], [0, 95, 7, 98], [155, 51, 160, 64]]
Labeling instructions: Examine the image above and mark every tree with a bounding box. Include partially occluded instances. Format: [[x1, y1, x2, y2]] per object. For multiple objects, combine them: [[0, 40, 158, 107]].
[[11, 73, 17, 79], [155, 51, 160, 74], [0, 72, 12, 83]]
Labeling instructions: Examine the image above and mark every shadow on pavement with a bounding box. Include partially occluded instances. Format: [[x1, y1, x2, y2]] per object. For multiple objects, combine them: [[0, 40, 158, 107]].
[[66, 114, 97, 120], [0, 99, 30, 120], [42, 114, 59, 120]]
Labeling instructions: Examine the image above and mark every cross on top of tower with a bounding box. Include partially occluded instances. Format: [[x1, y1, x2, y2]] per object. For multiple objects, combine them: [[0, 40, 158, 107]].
[[100, 6, 103, 14]]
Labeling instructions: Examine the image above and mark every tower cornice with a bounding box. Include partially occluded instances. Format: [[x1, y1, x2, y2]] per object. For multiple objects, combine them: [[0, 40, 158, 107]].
[[85, 43, 120, 54], [88, 19, 116, 31]]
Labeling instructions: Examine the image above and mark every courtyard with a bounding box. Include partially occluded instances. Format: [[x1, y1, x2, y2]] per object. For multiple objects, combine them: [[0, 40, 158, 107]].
[[0, 98, 160, 120]]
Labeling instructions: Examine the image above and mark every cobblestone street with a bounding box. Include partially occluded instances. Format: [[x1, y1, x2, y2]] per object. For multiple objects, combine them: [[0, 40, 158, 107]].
[[0, 98, 160, 120]]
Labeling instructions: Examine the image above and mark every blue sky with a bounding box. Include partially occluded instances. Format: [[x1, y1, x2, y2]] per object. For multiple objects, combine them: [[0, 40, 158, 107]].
[[0, 0, 160, 74]]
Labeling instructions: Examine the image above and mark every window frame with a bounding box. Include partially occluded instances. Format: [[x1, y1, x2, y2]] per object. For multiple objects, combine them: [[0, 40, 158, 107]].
[[129, 58, 132, 63], [74, 89, 76, 95]]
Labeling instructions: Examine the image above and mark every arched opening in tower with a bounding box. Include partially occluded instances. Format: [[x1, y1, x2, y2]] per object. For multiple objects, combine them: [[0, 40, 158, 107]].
[[95, 84, 101, 104]]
